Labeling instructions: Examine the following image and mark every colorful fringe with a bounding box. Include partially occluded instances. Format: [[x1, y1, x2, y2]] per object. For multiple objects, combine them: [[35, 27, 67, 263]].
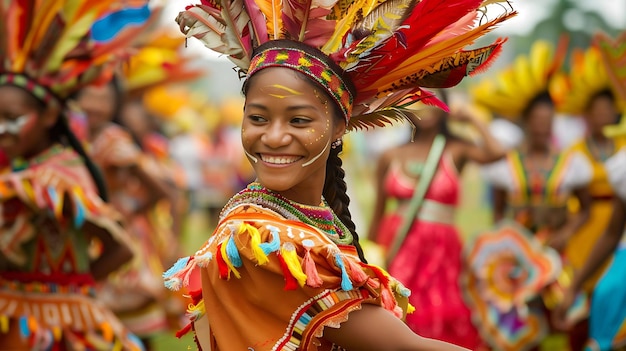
[[163, 217, 411, 338]]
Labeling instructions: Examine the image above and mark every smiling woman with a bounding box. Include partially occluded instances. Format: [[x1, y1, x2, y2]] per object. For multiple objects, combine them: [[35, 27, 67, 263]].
[[242, 66, 346, 205], [163, 0, 516, 350]]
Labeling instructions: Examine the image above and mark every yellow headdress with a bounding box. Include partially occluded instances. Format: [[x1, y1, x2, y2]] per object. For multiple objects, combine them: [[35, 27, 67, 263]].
[[470, 39, 566, 120], [0, 0, 156, 106], [122, 29, 205, 99], [553, 44, 623, 116], [176, 0, 516, 130], [594, 31, 626, 137]]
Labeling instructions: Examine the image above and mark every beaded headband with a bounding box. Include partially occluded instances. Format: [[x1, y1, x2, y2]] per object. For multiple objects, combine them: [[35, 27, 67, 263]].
[[247, 46, 354, 123], [0, 74, 61, 107]]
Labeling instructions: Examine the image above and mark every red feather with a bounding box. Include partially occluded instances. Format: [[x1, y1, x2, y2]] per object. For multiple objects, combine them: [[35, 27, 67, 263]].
[[346, 0, 483, 91], [243, 0, 270, 44]]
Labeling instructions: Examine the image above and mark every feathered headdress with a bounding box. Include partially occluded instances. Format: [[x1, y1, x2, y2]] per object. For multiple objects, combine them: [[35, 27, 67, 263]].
[[176, 0, 516, 130], [122, 29, 204, 99], [554, 31, 626, 117], [594, 31, 626, 138], [470, 39, 567, 120], [0, 0, 155, 107]]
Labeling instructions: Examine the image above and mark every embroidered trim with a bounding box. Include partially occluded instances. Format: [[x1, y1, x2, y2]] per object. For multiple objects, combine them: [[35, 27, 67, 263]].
[[0, 73, 61, 106], [247, 47, 353, 123], [273, 289, 367, 351]]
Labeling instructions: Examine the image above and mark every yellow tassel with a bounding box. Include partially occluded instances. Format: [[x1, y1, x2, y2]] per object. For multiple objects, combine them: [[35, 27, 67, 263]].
[[22, 179, 36, 204], [0, 315, 8, 333], [239, 223, 269, 265], [187, 299, 206, 321], [53, 326, 62, 341], [280, 243, 307, 287], [112, 339, 123, 351]]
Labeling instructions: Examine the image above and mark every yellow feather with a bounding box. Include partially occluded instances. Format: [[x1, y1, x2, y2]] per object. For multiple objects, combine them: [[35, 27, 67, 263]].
[[512, 55, 535, 101], [529, 41, 551, 93], [45, 11, 98, 72], [321, 0, 379, 53], [255, 0, 284, 39], [14, 0, 64, 71]]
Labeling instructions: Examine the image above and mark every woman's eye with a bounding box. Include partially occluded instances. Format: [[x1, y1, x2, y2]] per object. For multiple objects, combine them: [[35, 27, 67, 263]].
[[291, 117, 311, 125], [248, 115, 267, 123]]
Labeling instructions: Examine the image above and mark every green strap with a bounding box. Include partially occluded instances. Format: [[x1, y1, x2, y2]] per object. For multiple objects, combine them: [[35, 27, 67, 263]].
[[386, 134, 447, 266]]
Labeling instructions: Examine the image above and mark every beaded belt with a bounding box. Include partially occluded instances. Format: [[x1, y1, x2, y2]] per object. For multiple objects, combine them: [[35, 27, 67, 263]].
[[417, 199, 455, 225]]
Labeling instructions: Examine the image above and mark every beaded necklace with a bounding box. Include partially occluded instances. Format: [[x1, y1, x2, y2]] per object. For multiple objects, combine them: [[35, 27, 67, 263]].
[[220, 182, 354, 245], [586, 136, 614, 162]]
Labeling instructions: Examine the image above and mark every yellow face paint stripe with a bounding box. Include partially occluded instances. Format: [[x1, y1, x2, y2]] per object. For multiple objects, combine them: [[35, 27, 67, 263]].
[[266, 84, 304, 99]]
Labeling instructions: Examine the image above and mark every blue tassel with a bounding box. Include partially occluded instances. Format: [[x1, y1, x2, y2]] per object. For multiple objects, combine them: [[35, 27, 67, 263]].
[[46, 187, 58, 211], [162, 256, 190, 279], [19, 316, 30, 338], [127, 332, 146, 351], [335, 254, 353, 291], [397, 284, 411, 297], [164, 277, 182, 291], [225, 237, 242, 267], [72, 194, 86, 228], [260, 226, 281, 255]]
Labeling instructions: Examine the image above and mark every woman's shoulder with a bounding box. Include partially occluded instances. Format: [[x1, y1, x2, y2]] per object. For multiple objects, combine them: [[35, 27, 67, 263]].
[[480, 151, 515, 188]]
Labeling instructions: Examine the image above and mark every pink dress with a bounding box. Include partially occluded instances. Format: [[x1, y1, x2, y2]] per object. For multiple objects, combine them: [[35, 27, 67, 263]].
[[376, 153, 482, 349]]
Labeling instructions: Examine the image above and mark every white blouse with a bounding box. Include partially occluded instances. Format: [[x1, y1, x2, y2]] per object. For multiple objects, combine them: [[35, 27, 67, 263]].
[[606, 148, 626, 202]]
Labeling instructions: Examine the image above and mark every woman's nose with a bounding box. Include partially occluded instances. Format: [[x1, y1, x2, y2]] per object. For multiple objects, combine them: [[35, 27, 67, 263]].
[[261, 122, 291, 148]]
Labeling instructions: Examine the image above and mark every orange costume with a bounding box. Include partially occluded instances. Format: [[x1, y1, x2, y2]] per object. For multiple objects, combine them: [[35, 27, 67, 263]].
[[164, 183, 412, 350], [0, 146, 143, 350]]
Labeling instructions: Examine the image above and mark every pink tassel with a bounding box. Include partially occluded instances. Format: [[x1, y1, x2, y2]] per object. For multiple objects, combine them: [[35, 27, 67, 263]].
[[380, 286, 397, 312], [302, 247, 323, 288], [345, 258, 369, 285], [366, 264, 391, 287]]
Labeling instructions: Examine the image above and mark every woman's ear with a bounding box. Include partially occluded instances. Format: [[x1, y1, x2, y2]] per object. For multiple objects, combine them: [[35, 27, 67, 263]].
[[332, 118, 346, 141]]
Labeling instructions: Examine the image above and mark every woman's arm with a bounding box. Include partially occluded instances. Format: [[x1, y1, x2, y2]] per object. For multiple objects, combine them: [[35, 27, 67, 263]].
[[547, 186, 592, 252], [553, 197, 626, 329], [323, 304, 470, 351], [129, 160, 176, 215], [492, 187, 508, 224], [572, 197, 625, 292], [452, 110, 506, 166], [367, 151, 392, 242]]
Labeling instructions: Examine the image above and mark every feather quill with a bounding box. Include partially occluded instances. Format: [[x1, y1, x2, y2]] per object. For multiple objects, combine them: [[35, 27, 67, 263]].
[[243, 0, 270, 44], [219, 0, 253, 62], [255, 0, 284, 39], [281, 0, 337, 45], [321, 0, 380, 53]]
